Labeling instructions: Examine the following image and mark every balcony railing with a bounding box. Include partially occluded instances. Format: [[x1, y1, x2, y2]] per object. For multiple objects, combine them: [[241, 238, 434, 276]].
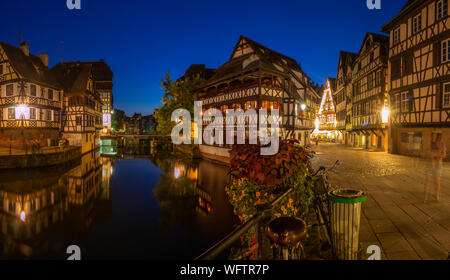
[[0, 120, 59, 129], [0, 96, 62, 108]]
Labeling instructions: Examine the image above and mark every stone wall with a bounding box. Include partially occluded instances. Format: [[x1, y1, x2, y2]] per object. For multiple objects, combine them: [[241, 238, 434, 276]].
[[0, 128, 59, 149], [0, 146, 81, 169]]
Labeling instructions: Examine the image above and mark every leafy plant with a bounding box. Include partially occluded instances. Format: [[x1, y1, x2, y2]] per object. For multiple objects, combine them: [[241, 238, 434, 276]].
[[225, 139, 315, 253], [229, 139, 313, 187]]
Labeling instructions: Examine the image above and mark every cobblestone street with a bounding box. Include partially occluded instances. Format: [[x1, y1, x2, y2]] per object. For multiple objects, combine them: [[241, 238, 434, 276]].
[[311, 143, 450, 260]]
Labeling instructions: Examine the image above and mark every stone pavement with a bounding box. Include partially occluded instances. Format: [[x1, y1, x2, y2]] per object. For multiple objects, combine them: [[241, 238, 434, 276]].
[[310, 143, 450, 260]]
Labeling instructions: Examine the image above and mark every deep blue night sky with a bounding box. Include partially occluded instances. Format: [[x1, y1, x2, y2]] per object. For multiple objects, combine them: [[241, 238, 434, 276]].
[[2, 0, 405, 116]]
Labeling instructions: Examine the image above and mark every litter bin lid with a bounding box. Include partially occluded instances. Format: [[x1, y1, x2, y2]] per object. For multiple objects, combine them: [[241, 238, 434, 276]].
[[329, 189, 367, 204]]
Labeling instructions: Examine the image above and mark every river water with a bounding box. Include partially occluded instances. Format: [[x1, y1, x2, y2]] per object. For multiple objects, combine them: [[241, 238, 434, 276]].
[[0, 148, 238, 259]]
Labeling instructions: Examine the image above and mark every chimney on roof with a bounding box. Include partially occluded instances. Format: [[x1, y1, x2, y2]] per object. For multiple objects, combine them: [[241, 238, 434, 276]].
[[20, 42, 29, 56], [38, 53, 49, 67]]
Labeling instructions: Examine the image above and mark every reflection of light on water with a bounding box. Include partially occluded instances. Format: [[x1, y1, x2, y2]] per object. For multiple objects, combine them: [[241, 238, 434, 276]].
[[20, 211, 26, 222], [174, 168, 181, 179]]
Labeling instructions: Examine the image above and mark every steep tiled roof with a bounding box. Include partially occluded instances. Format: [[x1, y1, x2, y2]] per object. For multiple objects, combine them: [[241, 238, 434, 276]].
[[50, 63, 93, 95], [203, 35, 307, 87], [338, 51, 358, 75], [178, 64, 215, 82], [382, 0, 425, 32], [0, 41, 60, 88], [327, 77, 337, 92]]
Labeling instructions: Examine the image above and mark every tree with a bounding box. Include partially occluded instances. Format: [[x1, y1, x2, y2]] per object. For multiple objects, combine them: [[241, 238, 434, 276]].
[[112, 109, 126, 132], [154, 71, 205, 136]]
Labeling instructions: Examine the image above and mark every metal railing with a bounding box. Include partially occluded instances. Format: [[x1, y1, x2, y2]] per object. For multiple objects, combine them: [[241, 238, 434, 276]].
[[195, 188, 293, 260]]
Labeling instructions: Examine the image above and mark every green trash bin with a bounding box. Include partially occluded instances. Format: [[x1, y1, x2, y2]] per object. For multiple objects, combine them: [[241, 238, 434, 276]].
[[329, 189, 367, 260]]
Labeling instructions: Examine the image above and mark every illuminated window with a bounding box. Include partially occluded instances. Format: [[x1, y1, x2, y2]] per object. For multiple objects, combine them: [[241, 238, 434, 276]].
[[401, 92, 410, 112], [8, 108, 15, 119], [245, 101, 257, 110], [30, 108, 36, 119]]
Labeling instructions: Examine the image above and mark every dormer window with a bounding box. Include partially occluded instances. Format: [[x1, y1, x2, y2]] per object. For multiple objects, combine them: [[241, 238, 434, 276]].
[[413, 13, 422, 33]]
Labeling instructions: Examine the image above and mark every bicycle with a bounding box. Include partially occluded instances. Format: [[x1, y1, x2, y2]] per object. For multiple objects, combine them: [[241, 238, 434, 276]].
[[311, 160, 340, 256]]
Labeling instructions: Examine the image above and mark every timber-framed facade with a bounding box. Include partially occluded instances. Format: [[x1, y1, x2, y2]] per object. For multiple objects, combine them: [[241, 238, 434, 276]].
[[334, 51, 358, 144], [196, 36, 321, 161], [52, 62, 103, 154], [0, 41, 63, 149], [382, 0, 450, 158], [348, 33, 389, 151]]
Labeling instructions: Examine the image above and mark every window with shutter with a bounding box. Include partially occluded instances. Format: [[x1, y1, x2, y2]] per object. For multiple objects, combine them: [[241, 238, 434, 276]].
[[392, 58, 401, 80], [434, 42, 442, 66]]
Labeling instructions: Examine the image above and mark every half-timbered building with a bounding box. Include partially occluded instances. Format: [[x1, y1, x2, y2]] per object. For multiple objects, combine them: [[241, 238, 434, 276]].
[[349, 33, 389, 151], [382, 0, 450, 158], [90, 61, 114, 135], [52, 62, 103, 154], [196, 36, 321, 162], [0, 41, 63, 150], [334, 51, 358, 144]]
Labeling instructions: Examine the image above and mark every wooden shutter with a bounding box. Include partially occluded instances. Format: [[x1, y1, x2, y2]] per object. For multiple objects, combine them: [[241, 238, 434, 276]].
[[436, 83, 442, 109], [434, 42, 441, 66]]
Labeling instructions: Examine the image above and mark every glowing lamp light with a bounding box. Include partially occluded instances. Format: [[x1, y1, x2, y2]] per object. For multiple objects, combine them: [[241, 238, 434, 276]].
[[20, 211, 26, 222], [381, 107, 390, 124], [315, 117, 320, 130], [174, 168, 181, 179], [15, 104, 30, 119], [103, 113, 111, 126], [301, 104, 306, 111]]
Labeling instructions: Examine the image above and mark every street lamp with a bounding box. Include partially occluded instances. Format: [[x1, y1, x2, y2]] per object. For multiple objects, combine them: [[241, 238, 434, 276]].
[[381, 107, 390, 124], [15, 104, 30, 120], [300, 103, 306, 111]]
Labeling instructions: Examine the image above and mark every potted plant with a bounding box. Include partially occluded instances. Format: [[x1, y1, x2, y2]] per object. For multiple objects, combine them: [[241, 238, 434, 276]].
[[225, 139, 314, 258]]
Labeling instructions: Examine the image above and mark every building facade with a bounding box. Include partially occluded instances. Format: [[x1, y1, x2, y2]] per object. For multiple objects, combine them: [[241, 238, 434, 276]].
[[348, 33, 389, 151], [90, 61, 114, 135], [382, 0, 450, 158], [334, 51, 358, 144], [0, 41, 63, 150], [52, 62, 103, 154], [196, 36, 321, 161]]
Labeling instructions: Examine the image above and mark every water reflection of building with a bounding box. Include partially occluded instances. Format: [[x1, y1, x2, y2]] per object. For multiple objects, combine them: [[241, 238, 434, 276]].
[[152, 154, 237, 242], [0, 151, 113, 258], [0, 170, 68, 257], [64, 151, 112, 232]]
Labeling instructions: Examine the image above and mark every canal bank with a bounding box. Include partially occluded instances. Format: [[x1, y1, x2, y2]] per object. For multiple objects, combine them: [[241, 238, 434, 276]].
[[0, 146, 81, 169], [0, 147, 238, 259]]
